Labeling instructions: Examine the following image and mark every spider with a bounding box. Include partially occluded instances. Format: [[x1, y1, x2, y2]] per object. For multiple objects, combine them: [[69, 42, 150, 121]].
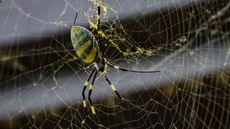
[[70, 4, 160, 127]]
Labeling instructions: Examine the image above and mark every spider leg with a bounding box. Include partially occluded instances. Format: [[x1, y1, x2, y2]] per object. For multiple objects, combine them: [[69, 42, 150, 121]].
[[97, 4, 101, 47], [97, 4, 106, 61], [88, 70, 101, 125], [107, 62, 161, 73], [105, 75, 123, 100], [97, 5, 101, 33], [73, 12, 78, 26], [82, 68, 96, 124]]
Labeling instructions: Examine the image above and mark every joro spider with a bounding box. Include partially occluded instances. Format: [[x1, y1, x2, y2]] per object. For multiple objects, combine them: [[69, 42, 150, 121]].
[[71, 5, 160, 127]]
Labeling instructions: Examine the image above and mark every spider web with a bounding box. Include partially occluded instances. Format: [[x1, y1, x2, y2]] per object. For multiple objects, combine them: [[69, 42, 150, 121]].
[[0, 0, 230, 128]]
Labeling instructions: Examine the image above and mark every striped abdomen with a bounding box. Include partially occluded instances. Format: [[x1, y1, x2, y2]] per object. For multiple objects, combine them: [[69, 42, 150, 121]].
[[71, 26, 99, 64]]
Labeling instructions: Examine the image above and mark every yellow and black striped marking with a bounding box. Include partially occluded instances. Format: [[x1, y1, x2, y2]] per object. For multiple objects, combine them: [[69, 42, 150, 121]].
[[71, 26, 99, 64]]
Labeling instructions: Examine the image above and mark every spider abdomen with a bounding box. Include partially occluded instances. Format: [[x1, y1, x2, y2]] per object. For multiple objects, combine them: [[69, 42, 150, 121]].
[[71, 26, 99, 64]]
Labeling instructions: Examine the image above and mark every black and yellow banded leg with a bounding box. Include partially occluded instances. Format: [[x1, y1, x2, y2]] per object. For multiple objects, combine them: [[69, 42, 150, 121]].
[[105, 76, 123, 100], [88, 71, 101, 125], [97, 5, 100, 31], [107, 63, 160, 73], [97, 5, 101, 47], [82, 68, 96, 124]]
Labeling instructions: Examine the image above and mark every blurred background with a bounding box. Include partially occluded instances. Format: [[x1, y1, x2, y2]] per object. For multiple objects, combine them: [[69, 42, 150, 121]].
[[0, 0, 230, 128]]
